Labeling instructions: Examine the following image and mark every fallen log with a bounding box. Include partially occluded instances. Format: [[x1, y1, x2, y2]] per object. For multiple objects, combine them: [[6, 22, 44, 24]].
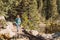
[[22, 29, 46, 40]]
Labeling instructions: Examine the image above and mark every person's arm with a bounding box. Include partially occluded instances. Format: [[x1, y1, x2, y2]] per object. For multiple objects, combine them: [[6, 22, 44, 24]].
[[15, 18, 18, 23], [19, 18, 21, 24]]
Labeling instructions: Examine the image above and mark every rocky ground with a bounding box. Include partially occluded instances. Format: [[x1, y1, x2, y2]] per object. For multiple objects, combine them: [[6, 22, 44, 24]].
[[0, 22, 60, 40], [0, 28, 60, 40], [0, 16, 60, 40]]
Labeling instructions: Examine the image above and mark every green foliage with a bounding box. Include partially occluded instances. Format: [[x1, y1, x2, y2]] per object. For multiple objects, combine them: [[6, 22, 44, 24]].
[[0, 0, 60, 31], [22, 12, 29, 28], [0, 19, 7, 28], [27, 0, 40, 30], [20, 0, 40, 30], [0, 0, 22, 17]]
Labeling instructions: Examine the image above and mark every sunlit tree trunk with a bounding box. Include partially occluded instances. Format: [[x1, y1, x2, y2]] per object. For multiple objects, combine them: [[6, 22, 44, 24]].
[[49, 0, 58, 22], [50, 0, 58, 20], [39, 0, 45, 22], [57, 0, 60, 14], [28, 0, 40, 30], [37, 0, 45, 22]]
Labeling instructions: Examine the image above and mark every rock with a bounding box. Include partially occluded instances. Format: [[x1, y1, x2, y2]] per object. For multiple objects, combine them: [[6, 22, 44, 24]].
[[0, 16, 5, 20], [52, 32, 60, 40], [30, 30, 39, 36], [40, 33, 53, 39], [18, 27, 24, 34], [0, 21, 25, 39], [6, 22, 13, 27], [0, 22, 17, 38], [16, 38, 29, 40], [39, 23, 46, 33], [39, 32, 60, 40], [54, 37, 60, 40], [0, 27, 16, 38]]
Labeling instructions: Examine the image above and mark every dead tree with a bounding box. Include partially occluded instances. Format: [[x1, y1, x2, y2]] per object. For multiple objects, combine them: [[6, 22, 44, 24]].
[[22, 29, 46, 40]]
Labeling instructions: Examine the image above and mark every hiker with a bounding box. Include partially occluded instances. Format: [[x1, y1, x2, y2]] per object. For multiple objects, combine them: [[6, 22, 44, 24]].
[[15, 15, 21, 32]]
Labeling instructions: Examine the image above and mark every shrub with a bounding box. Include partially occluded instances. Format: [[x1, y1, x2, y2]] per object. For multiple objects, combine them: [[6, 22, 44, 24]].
[[45, 23, 60, 33]]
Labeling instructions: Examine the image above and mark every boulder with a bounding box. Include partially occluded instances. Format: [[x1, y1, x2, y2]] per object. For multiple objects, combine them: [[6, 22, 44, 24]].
[[0, 21, 24, 39], [0, 16, 5, 20], [30, 30, 39, 36], [0, 25, 16, 38], [0, 22, 17, 38]]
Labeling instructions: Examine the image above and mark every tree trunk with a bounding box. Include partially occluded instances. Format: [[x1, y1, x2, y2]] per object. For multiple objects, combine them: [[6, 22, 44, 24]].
[[49, 0, 58, 20]]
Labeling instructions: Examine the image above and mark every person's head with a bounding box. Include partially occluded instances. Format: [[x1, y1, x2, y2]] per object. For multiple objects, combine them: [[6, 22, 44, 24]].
[[16, 15, 20, 18]]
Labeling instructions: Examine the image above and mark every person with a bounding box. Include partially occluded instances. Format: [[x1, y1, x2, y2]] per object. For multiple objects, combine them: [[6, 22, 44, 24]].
[[15, 15, 21, 32]]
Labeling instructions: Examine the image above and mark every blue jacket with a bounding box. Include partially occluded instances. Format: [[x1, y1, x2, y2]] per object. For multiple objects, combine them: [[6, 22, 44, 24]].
[[15, 18, 21, 25]]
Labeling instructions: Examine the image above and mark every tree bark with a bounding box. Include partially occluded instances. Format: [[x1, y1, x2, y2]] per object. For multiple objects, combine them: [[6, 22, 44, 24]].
[[49, 0, 58, 20]]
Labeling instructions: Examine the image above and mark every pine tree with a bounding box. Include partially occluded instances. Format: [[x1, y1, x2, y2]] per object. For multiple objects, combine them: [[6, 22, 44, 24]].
[[0, 0, 8, 17], [49, 0, 58, 21], [57, 0, 60, 14], [20, 0, 29, 29], [27, 0, 40, 30], [0, 0, 22, 17]]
